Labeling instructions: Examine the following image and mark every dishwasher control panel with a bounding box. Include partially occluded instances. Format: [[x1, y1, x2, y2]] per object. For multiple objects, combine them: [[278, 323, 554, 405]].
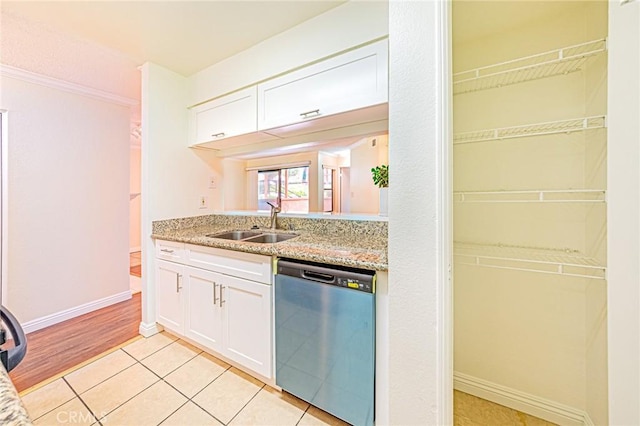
[[337, 277, 374, 293], [277, 258, 376, 294]]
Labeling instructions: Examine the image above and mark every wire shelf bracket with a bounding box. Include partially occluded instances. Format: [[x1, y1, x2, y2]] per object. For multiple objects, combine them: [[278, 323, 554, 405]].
[[454, 242, 606, 280], [453, 115, 607, 145], [453, 39, 607, 95]]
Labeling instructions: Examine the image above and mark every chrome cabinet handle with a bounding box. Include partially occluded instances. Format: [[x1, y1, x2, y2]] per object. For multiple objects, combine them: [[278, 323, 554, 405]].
[[299, 109, 320, 118], [176, 274, 182, 292], [211, 132, 226, 138], [219, 286, 225, 307], [160, 248, 174, 253], [213, 282, 219, 305]]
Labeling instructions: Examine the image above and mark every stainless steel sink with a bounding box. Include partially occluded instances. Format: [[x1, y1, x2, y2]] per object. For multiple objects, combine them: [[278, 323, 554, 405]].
[[243, 233, 298, 243], [206, 230, 262, 240], [206, 230, 297, 243]]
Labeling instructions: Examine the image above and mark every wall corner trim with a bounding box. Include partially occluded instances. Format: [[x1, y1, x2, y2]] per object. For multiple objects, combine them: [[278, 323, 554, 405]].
[[0, 64, 139, 107], [21, 291, 132, 334], [454, 372, 591, 426], [139, 322, 162, 338]]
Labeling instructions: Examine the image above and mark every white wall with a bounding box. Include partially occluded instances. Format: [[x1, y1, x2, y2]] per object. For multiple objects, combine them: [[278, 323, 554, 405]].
[[0, 11, 137, 326], [188, 1, 389, 105], [1, 77, 131, 324], [140, 62, 220, 333], [221, 158, 247, 211], [349, 135, 388, 215], [607, 1, 640, 425], [386, 1, 451, 424], [130, 146, 141, 251]]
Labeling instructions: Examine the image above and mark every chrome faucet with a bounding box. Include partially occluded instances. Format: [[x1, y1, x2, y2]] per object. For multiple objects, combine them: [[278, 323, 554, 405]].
[[266, 201, 281, 230]]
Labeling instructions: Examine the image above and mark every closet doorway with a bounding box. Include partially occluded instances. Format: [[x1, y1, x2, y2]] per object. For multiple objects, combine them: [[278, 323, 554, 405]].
[[452, 2, 608, 425]]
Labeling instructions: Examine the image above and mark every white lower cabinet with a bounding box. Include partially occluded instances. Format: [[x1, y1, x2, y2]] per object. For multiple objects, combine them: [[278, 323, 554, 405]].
[[156, 260, 184, 336], [222, 274, 272, 378], [155, 241, 273, 379], [184, 266, 223, 353]]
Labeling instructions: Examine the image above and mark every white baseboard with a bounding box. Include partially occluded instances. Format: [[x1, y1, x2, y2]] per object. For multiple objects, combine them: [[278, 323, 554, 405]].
[[139, 322, 162, 337], [22, 291, 132, 334], [129, 246, 141, 254], [454, 372, 592, 426]]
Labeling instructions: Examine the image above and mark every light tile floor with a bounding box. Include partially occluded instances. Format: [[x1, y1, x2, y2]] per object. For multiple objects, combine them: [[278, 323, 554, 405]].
[[21, 332, 348, 426], [21, 331, 556, 426]]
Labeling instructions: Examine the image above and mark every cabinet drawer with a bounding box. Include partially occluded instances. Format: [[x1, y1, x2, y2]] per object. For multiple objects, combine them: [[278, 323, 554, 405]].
[[186, 244, 272, 284], [257, 39, 388, 132], [155, 240, 186, 262]]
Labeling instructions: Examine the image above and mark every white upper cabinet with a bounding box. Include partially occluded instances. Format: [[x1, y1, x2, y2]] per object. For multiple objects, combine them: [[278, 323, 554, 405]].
[[189, 86, 261, 146], [257, 39, 388, 134]]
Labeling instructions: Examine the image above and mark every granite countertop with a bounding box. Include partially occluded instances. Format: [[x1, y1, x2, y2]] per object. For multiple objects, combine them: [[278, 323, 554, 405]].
[[0, 365, 32, 425], [152, 214, 388, 271]]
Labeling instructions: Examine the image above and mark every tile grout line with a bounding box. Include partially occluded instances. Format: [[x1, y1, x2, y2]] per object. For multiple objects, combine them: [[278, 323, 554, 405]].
[[25, 383, 76, 423], [225, 383, 266, 426], [183, 364, 232, 425], [90, 374, 159, 423], [66, 349, 137, 395], [120, 333, 180, 362], [129, 344, 236, 424], [295, 403, 314, 426], [62, 376, 103, 426], [155, 399, 191, 426]]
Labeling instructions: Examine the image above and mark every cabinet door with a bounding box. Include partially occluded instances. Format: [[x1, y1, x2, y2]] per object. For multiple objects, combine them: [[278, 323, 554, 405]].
[[156, 260, 184, 335], [221, 276, 272, 378], [184, 266, 223, 352], [257, 39, 388, 131], [190, 86, 258, 145]]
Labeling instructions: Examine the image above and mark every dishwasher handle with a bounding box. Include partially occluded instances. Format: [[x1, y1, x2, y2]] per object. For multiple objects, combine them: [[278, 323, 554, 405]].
[[301, 269, 336, 284]]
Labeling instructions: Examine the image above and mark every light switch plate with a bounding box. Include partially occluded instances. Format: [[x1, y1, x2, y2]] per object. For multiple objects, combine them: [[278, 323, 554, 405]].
[[199, 196, 208, 209]]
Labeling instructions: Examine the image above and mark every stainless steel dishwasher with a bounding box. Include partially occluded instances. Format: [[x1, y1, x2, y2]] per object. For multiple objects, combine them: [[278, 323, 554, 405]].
[[275, 258, 376, 426]]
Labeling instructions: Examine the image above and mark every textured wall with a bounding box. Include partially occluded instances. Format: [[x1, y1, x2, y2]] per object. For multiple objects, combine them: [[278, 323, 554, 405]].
[[387, 1, 450, 424], [607, 1, 640, 424], [2, 77, 131, 323], [1, 11, 140, 100]]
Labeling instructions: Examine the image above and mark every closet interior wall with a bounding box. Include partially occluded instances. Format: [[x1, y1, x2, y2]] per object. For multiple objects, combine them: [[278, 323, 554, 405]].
[[452, 2, 607, 425]]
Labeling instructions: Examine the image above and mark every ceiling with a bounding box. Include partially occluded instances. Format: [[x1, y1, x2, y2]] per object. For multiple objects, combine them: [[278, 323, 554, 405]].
[[1, 0, 346, 76]]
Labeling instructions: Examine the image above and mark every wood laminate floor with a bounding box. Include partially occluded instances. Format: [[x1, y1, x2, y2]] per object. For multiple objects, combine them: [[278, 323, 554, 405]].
[[9, 292, 141, 392], [130, 251, 141, 277]]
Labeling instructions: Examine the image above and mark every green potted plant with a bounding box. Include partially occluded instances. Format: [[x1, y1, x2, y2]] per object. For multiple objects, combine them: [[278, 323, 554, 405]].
[[371, 165, 389, 216]]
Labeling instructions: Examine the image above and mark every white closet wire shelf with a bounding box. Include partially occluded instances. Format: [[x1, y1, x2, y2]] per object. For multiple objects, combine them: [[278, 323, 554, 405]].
[[454, 189, 606, 203], [453, 38, 607, 95], [454, 242, 606, 280], [453, 115, 606, 145]]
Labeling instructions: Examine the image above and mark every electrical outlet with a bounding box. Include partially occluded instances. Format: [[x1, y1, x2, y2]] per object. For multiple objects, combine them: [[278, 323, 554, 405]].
[[208, 176, 217, 189], [199, 196, 208, 209]]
